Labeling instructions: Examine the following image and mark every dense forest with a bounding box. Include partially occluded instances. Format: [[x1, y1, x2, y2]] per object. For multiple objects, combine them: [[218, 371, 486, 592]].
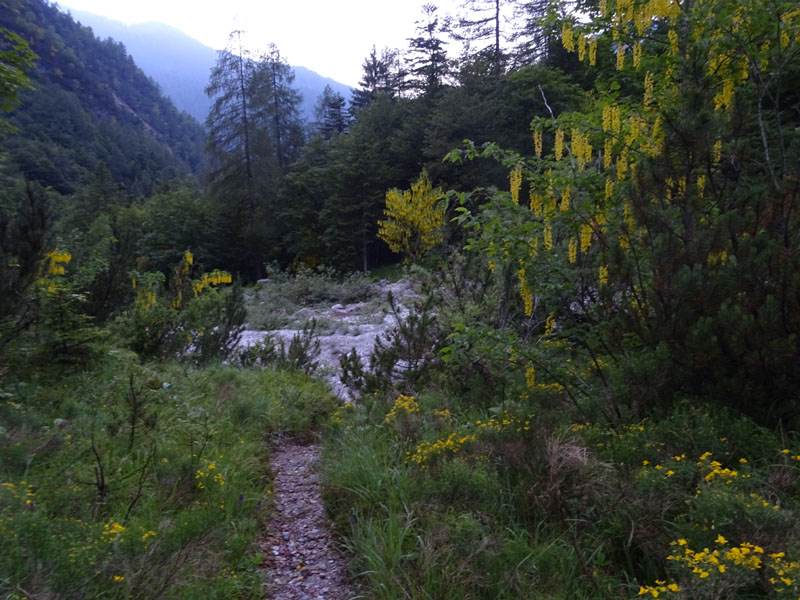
[[2, 0, 800, 597]]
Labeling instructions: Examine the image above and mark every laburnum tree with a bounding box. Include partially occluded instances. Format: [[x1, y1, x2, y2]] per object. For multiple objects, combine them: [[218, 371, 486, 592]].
[[453, 0, 800, 426], [378, 169, 446, 264]]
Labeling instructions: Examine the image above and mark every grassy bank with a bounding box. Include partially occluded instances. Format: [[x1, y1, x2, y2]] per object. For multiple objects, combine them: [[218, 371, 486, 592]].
[[0, 349, 336, 599], [322, 359, 800, 599]]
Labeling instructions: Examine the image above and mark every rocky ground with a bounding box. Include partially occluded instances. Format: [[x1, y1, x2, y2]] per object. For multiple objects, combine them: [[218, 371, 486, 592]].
[[239, 279, 416, 400], [242, 279, 417, 599]]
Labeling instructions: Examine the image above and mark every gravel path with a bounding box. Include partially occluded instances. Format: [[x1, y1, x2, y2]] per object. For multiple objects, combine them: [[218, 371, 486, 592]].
[[261, 437, 354, 600]]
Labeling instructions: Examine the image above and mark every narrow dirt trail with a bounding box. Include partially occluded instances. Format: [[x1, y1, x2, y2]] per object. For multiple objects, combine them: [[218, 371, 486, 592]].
[[261, 437, 354, 600]]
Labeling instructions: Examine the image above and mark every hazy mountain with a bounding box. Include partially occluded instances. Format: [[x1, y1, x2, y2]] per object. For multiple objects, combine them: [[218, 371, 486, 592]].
[[0, 0, 205, 196], [66, 9, 353, 124]]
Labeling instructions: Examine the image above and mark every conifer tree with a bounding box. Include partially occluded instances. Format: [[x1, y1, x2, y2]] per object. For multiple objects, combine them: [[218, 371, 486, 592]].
[[253, 44, 304, 171], [350, 46, 402, 113], [407, 4, 450, 96], [451, 0, 510, 71], [205, 34, 303, 278], [313, 85, 348, 140]]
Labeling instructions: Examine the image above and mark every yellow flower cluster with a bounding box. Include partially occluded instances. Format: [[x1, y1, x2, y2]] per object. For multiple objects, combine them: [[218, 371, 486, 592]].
[[560, 185, 570, 212], [602, 105, 622, 135], [696, 451, 745, 484], [641, 538, 800, 597], [554, 129, 564, 161], [475, 410, 532, 434], [561, 23, 574, 52], [378, 170, 445, 264], [141, 529, 156, 542], [598, 265, 609, 285], [330, 404, 353, 425], [509, 168, 523, 205], [638, 581, 680, 597], [533, 128, 543, 157], [137, 289, 158, 313], [102, 521, 125, 542], [195, 458, 225, 489], [543, 224, 553, 251], [385, 394, 420, 424], [669, 539, 761, 577], [571, 129, 592, 170], [580, 223, 593, 252], [518, 268, 534, 316], [407, 431, 477, 469], [434, 408, 452, 420], [192, 270, 233, 297], [46, 249, 71, 275]]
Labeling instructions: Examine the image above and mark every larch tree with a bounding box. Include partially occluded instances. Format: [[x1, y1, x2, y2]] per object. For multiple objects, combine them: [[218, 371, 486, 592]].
[[253, 44, 304, 172], [451, 0, 512, 71]]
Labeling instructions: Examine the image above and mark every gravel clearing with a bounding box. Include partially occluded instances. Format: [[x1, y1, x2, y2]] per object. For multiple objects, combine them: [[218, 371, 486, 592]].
[[239, 279, 416, 400]]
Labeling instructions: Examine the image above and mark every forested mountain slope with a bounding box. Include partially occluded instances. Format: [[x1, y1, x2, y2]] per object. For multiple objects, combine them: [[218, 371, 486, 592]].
[[64, 9, 352, 125], [0, 0, 205, 196]]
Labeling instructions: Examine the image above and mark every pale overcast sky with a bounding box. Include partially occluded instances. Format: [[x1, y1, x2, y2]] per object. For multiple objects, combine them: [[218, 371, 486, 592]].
[[57, 0, 462, 87]]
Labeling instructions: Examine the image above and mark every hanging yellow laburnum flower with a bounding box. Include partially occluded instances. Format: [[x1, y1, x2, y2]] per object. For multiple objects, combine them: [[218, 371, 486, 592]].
[[555, 129, 565, 161], [192, 270, 233, 298], [545, 313, 556, 336], [599, 265, 609, 285], [580, 223, 593, 252], [544, 225, 553, 251], [530, 191, 543, 216], [534, 128, 543, 157], [562, 23, 575, 52], [510, 167, 523, 205], [560, 186, 571, 212], [526, 366, 536, 388], [518, 268, 534, 316]]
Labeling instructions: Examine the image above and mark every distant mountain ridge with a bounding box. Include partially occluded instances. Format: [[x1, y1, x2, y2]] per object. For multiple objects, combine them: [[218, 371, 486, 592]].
[[65, 9, 353, 124]]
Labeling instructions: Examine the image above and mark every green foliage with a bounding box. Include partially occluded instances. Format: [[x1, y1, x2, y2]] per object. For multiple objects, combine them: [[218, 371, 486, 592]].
[[116, 253, 243, 363], [339, 290, 442, 399], [245, 266, 374, 331], [447, 0, 800, 427], [0, 180, 52, 352], [0, 26, 36, 135], [205, 34, 304, 279]]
